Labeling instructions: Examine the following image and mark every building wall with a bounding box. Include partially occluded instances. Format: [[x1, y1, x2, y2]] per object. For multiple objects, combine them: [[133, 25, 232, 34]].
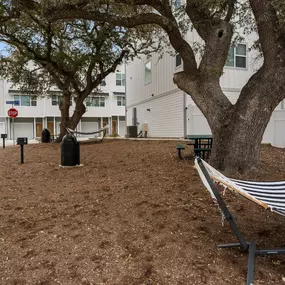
[[0, 65, 127, 139], [125, 27, 269, 138], [126, 28, 260, 105], [127, 89, 185, 137], [125, 29, 285, 147]]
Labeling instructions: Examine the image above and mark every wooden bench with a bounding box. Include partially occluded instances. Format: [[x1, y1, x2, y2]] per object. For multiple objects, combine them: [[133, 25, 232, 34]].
[[176, 144, 185, 160]]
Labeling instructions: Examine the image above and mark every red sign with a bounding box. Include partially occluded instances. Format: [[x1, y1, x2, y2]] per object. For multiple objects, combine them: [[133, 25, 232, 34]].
[[8, 108, 18, 118]]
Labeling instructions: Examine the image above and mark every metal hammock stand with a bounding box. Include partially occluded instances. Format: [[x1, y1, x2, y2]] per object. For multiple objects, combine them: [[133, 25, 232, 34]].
[[195, 157, 285, 285], [65, 124, 110, 140]]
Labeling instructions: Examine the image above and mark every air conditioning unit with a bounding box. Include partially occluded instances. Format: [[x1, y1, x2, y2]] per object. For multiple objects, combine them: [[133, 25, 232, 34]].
[[127, 126, 137, 138]]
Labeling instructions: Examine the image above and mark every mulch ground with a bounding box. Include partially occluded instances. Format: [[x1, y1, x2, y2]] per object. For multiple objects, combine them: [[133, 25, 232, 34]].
[[0, 139, 285, 285]]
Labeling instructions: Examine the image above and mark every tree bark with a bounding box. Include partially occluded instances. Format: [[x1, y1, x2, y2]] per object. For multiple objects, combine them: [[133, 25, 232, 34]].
[[175, 65, 285, 174], [209, 109, 270, 174], [57, 90, 71, 142], [57, 92, 86, 142]]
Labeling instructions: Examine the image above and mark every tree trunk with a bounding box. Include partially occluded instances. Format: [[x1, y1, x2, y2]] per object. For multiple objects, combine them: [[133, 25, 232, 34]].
[[57, 91, 71, 142], [175, 66, 285, 174], [57, 93, 86, 142], [209, 108, 270, 174], [208, 67, 285, 173]]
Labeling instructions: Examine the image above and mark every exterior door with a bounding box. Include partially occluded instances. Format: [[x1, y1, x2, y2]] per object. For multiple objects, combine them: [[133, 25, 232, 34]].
[[36, 122, 43, 137], [103, 118, 109, 135], [112, 120, 117, 135], [47, 122, 54, 135]]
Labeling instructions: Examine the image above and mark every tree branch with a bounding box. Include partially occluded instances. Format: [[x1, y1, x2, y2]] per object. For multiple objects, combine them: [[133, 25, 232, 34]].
[[47, 6, 198, 74], [249, 0, 285, 66], [224, 0, 235, 22]]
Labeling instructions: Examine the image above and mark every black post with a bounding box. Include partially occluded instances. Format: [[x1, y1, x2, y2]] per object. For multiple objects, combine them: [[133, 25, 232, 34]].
[[247, 242, 256, 285], [1, 134, 7, 149], [16, 137, 28, 164], [20, 145, 24, 164]]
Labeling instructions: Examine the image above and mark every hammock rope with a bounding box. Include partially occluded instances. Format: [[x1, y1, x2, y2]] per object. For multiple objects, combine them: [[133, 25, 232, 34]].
[[65, 124, 110, 136], [195, 158, 285, 216]]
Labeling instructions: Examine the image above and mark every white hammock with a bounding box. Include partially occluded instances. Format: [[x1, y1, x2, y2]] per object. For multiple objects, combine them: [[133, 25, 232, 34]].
[[65, 124, 110, 136]]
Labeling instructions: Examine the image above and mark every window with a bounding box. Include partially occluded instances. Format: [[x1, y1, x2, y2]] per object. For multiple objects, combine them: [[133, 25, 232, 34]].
[[14, 95, 37, 106], [51, 95, 72, 106], [116, 72, 125, 86], [31, 96, 37, 106], [225, 44, 247, 68], [100, 79, 106, 86], [85, 96, 105, 107], [175, 53, 182, 67], [145, 61, 152, 84], [52, 95, 61, 106], [117, 96, 125, 106]]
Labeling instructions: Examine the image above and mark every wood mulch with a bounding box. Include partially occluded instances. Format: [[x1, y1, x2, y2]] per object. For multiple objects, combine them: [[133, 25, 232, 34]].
[[0, 139, 285, 285]]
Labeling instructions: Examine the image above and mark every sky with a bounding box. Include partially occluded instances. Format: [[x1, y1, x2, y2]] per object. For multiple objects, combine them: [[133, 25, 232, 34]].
[[0, 42, 11, 57]]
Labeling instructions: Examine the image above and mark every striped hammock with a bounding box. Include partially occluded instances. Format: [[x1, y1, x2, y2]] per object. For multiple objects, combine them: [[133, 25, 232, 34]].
[[195, 158, 285, 216]]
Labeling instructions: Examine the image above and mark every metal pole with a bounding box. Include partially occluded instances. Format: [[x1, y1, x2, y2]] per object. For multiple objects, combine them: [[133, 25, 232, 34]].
[[12, 101, 15, 145], [183, 92, 187, 138], [20, 145, 24, 164], [2, 138, 5, 149], [124, 60, 127, 136], [12, 118, 15, 145], [247, 242, 256, 285]]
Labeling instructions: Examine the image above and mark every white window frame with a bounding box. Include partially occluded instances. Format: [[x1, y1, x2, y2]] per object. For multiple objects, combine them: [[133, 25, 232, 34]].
[[85, 96, 106, 107], [225, 44, 247, 69], [51, 95, 59, 106], [144, 60, 152, 84], [117, 96, 125, 106], [51, 95, 72, 106], [14, 95, 37, 107], [116, 72, 125, 86]]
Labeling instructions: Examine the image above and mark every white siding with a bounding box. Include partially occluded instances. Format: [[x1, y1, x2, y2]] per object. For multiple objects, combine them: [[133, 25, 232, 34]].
[[0, 122, 5, 135], [127, 90, 185, 137], [0, 81, 5, 117], [223, 91, 241, 104], [126, 53, 179, 107]]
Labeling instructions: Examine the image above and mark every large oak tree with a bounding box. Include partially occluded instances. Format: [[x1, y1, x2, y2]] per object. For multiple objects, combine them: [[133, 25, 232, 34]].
[[0, 1, 160, 140], [39, 0, 285, 173]]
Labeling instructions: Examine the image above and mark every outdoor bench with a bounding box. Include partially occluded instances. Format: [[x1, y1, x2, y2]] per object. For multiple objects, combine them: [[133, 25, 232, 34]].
[[176, 144, 185, 160]]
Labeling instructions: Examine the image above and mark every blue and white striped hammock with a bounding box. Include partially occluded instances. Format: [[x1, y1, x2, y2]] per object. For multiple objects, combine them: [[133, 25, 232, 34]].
[[195, 158, 285, 216]]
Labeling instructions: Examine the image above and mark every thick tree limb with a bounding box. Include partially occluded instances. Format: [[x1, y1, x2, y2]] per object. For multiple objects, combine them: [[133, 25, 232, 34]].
[[224, 0, 235, 22], [249, 0, 285, 66]]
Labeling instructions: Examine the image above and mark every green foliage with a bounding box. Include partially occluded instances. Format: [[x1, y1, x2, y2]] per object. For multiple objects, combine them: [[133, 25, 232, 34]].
[[0, 2, 160, 96]]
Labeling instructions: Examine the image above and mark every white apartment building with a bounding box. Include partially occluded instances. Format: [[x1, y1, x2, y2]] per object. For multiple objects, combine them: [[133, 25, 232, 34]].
[[125, 23, 285, 147], [0, 66, 126, 139]]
